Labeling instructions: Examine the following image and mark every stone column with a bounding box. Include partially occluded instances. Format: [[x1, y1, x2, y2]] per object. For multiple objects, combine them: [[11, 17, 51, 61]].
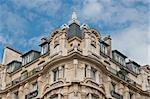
[[86, 65, 91, 78], [89, 93, 92, 99], [19, 86, 24, 99], [73, 59, 78, 81], [123, 87, 129, 99], [63, 86, 68, 99], [58, 93, 61, 99], [81, 93, 86, 99], [135, 93, 141, 99], [96, 71, 100, 84], [6, 92, 11, 99], [132, 94, 136, 99], [81, 86, 86, 99], [24, 83, 29, 97], [118, 83, 124, 95], [37, 76, 43, 98], [104, 76, 112, 98], [59, 66, 63, 79], [50, 71, 53, 84]]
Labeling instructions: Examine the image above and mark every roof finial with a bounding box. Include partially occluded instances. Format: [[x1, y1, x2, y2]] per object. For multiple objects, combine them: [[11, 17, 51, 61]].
[[72, 12, 77, 20], [68, 12, 80, 25]]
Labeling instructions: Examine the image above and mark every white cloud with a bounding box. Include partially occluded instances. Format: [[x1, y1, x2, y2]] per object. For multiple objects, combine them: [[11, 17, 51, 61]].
[[76, 0, 149, 26], [0, 4, 27, 35], [0, 35, 7, 45], [112, 24, 150, 65], [80, 0, 103, 21], [12, 0, 61, 16], [75, 0, 149, 65]]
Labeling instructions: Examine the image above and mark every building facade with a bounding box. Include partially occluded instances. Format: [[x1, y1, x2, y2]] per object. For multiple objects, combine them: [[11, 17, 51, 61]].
[[0, 12, 150, 99]]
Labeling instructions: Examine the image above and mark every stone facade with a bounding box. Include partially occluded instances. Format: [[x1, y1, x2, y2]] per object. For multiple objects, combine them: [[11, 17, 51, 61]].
[[0, 12, 150, 99]]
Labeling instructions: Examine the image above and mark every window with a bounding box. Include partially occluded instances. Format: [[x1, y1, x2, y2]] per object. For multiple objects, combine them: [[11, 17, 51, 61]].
[[100, 43, 108, 55], [53, 67, 59, 82], [31, 82, 38, 92], [41, 44, 49, 55], [70, 43, 73, 47], [84, 65, 97, 81], [22, 52, 40, 65], [7, 62, 22, 73], [148, 78, 150, 86], [23, 55, 31, 65], [132, 64, 139, 74], [114, 54, 125, 66], [14, 91, 19, 99], [53, 66, 65, 82], [85, 65, 88, 77], [62, 66, 65, 77], [91, 67, 97, 81], [112, 83, 116, 91]]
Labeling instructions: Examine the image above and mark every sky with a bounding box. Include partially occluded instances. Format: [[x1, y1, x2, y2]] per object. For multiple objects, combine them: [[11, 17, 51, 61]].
[[0, 0, 149, 65]]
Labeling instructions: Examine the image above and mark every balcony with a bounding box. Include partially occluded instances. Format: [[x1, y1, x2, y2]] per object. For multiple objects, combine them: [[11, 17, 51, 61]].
[[106, 66, 137, 86], [6, 65, 44, 87]]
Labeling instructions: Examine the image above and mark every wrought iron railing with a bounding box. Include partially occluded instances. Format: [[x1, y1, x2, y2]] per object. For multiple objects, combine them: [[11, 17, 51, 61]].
[[6, 65, 44, 87], [106, 66, 137, 86]]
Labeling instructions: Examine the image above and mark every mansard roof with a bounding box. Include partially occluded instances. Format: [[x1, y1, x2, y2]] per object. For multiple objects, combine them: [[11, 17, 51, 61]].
[[112, 50, 127, 59], [21, 50, 40, 57], [67, 22, 82, 39]]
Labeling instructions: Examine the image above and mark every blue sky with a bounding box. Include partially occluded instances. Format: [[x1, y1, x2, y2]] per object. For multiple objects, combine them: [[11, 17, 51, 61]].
[[0, 0, 149, 65]]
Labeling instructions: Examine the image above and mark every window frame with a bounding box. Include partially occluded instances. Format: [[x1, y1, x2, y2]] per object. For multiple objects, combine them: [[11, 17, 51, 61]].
[[91, 67, 97, 81], [41, 43, 49, 55], [53, 67, 59, 82]]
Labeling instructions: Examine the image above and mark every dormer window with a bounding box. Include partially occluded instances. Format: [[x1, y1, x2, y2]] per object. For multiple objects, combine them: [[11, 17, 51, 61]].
[[100, 41, 109, 55], [7, 61, 22, 73], [126, 61, 140, 74], [112, 50, 127, 66], [41, 43, 49, 55], [22, 50, 40, 65]]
